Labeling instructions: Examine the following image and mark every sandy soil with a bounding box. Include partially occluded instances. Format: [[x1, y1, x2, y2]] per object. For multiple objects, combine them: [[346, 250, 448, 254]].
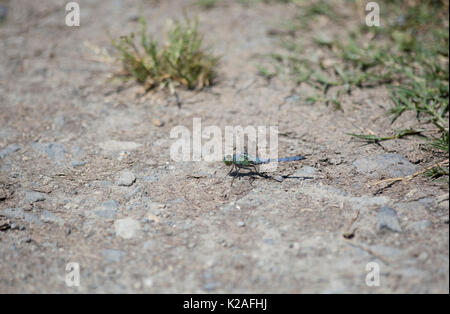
[[0, 0, 448, 293]]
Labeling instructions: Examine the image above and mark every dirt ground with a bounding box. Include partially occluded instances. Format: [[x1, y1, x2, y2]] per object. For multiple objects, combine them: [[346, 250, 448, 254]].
[[0, 0, 448, 293]]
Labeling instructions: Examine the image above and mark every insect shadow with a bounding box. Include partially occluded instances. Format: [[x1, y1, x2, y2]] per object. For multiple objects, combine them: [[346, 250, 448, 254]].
[[228, 169, 313, 186]]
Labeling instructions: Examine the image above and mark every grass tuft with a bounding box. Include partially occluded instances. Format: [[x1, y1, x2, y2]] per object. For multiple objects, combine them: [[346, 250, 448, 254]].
[[112, 17, 219, 91], [195, 0, 219, 9], [265, 0, 449, 179], [347, 129, 424, 144]]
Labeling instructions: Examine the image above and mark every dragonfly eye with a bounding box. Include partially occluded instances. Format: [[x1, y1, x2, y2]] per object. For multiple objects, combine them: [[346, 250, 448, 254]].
[[223, 155, 233, 165]]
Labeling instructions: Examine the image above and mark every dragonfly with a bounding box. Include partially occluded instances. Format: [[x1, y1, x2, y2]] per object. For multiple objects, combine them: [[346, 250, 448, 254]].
[[223, 152, 306, 185]]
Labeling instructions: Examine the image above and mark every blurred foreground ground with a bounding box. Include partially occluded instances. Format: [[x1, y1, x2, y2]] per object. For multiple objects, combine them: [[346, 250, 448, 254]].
[[0, 0, 448, 293]]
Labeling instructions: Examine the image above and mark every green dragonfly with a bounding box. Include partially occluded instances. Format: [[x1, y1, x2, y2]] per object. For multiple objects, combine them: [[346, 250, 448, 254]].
[[223, 152, 306, 185]]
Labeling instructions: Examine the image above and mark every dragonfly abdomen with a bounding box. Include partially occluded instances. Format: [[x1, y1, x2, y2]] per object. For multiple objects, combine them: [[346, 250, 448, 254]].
[[256, 155, 306, 164]]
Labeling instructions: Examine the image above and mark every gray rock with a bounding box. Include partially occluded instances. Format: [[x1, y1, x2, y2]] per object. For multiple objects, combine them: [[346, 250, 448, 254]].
[[273, 175, 283, 182], [0, 4, 7, 23], [25, 191, 46, 203], [0, 208, 42, 225], [114, 218, 141, 239], [145, 200, 165, 214], [417, 198, 434, 209], [203, 281, 220, 291], [30, 142, 67, 164], [353, 153, 416, 177], [96, 181, 112, 187], [408, 220, 431, 231], [370, 244, 402, 257], [143, 240, 155, 250], [220, 202, 236, 212], [0, 144, 20, 158], [40, 210, 61, 224], [71, 146, 83, 157], [436, 193, 449, 204], [102, 200, 119, 211], [294, 166, 317, 177], [95, 210, 116, 219], [167, 197, 184, 205], [99, 140, 142, 152], [397, 267, 424, 278], [143, 175, 159, 182], [95, 200, 119, 219], [264, 238, 274, 245], [102, 249, 126, 263], [69, 160, 87, 168], [284, 94, 300, 103], [377, 206, 402, 233], [417, 252, 429, 262], [52, 116, 65, 129], [117, 170, 136, 186], [350, 196, 389, 211]]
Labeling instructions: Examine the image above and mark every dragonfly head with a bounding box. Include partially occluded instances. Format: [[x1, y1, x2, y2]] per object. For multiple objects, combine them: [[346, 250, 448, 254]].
[[223, 154, 233, 166]]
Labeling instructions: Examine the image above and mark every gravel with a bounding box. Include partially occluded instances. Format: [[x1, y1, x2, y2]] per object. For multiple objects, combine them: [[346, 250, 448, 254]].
[[353, 153, 417, 177], [377, 206, 402, 233], [40, 210, 62, 224], [0, 208, 42, 225], [25, 191, 46, 203], [102, 249, 126, 263], [117, 170, 136, 187], [408, 220, 431, 231], [114, 218, 141, 239], [0, 144, 20, 158], [99, 140, 142, 152], [30, 142, 67, 164]]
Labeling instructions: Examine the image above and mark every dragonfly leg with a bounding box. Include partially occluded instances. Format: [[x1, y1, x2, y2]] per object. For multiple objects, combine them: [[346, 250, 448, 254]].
[[228, 165, 235, 175], [231, 167, 241, 186]]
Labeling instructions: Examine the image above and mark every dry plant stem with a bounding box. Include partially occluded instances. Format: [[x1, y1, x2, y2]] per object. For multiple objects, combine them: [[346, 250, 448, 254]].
[[342, 240, 390, 265], [342, 208, 360, 239], [373, 160, 450, 186]]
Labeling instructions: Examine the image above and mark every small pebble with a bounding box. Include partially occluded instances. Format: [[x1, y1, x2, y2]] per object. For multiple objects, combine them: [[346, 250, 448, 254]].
[[101, 200, 118, 211], [408, 220, 431, 232], [69, 160, 87, 168], [25, 191, 46, 203], [102, 249, 126, 263], [0, 5, 7, 23], [377, 206, 402, 233], [273, 176, 284, 182], [418, 252, 428, 262], [0, 143, 19, 158], [117, 170, 136, 186], [143, 175, 158, 182], [114, 218, 141, 239]]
